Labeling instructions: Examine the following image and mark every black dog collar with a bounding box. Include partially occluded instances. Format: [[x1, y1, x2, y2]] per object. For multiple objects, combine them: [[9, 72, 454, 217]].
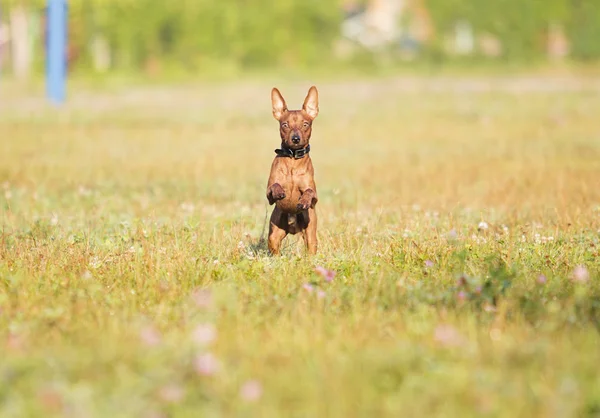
[[275, 144, 311, 159]]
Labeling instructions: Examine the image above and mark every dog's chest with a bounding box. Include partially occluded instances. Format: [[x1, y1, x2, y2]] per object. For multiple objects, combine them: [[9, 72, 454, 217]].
[[275, 164, 306, 212], [283, 167, 302, 194]]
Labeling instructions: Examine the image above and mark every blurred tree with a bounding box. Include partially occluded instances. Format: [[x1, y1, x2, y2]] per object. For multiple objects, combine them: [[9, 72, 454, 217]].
[[0, 0, 598, 75]]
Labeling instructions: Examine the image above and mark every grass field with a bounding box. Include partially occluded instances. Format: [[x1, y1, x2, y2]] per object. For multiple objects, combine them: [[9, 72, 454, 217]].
[[1, 76, 600, 417]]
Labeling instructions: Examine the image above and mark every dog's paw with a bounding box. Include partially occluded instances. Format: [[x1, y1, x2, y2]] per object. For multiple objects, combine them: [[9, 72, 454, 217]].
[[297, 199, 310, 211], [270, 184, 286, 201], [297, 203, 309, 211]]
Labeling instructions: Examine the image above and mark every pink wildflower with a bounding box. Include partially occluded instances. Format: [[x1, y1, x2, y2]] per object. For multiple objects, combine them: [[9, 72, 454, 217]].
[[240, 380, 263, 402], [191, 288, 213, 309], [572, 265, 589, 283], [158, 384, 185, 403], [140, 326, 161, 347], [434, 325, 465, 347], [194, 353, 219, 376], [315, 266, 336, 282]]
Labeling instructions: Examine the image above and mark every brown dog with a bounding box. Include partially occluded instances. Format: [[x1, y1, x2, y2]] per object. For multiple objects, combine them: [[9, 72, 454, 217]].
[[266, 86, 320, 255]]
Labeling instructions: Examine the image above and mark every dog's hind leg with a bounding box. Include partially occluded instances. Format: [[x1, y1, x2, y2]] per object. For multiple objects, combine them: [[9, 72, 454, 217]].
[[268, 207, 288, 256], [301, 208, 318, 255]]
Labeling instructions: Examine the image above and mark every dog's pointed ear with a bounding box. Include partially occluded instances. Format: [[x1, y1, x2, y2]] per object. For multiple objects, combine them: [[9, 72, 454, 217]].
[[302, 86, 319, 120], [271, 88, 287, 121]]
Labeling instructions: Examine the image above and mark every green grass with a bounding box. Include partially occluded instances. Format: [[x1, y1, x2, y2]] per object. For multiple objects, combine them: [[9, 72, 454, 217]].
[[1, 77, 600, 417]]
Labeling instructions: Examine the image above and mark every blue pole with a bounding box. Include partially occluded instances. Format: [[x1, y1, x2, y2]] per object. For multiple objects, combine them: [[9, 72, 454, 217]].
[[47, 0, 67, 104]]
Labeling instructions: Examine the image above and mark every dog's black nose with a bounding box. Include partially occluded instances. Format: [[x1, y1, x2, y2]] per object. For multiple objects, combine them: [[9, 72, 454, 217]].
[[291, 134, 301, 144]]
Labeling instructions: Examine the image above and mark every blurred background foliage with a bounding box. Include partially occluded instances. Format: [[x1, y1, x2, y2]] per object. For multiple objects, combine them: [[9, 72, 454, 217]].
[[0, 0, 598, 78]]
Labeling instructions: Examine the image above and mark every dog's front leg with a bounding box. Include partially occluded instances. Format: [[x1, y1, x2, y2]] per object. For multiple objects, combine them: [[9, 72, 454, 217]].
[[267, 183, 286, 205], [266, 160, 287, 205], [297, 188, 317, 211]]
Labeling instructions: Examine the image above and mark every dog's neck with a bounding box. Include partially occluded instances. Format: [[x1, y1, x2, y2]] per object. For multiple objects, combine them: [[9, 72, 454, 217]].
[[274, 144, 311, 160]]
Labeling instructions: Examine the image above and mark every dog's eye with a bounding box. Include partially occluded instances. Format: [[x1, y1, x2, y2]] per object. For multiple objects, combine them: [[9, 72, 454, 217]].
[[281, 122, 289, 129], [303, 122, 310, 128]]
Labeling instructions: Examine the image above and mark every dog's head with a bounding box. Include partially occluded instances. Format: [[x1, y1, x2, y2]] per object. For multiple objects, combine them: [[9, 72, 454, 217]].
[[271, 86, 319, 150]]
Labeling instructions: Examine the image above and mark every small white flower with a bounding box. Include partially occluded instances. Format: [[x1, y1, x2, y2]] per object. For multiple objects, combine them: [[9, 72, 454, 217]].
[[483, 303, 497, 313], [89, 256, 103, 269], [158, 384, 185, 403], [192, 324, 217, 345], [78, 186, 92, 197], [478, 221, 489, 231], [180, 202, 195, 213]]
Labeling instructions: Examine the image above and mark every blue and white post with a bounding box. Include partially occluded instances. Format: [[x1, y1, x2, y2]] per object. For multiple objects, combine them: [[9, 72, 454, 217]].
[[46, 0, 67, 104]]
